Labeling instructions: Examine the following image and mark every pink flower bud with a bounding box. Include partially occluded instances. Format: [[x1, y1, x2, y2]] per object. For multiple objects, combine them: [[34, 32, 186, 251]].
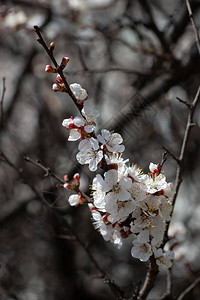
[[52, 83, 60, 92], [45, 65, 56, 73], [52, 83, 65, 92], [61, 57, 69, 67], [63, 182, 73, 189], [56, 74, 63, 84], [64, 175, 69, 182], [73, 173, 80, 183]]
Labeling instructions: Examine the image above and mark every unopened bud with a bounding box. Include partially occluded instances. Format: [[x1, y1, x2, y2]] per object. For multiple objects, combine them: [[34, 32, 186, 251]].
[[45, 65, 56, 73], [63, 182, 73, 190], [56, 74, 63, 84], [50, 42, 55, 51], [73, 173, 80, 183], [52, 83, 65, 92], [60, 57, 69, 70], [64, 175, 69, 182]]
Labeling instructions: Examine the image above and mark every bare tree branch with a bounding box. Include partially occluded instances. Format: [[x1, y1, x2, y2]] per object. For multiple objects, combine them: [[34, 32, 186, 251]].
[[186, 0, 200, 55], [34, 26, 83, 113], [177, 276, 200, 300], [23, 156, 125, 299], [138, 256, 159, 300], [0, 77, 6, 130]]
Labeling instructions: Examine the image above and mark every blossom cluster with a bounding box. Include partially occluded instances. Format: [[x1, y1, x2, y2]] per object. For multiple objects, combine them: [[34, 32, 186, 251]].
[[45, 57, 174, 268]]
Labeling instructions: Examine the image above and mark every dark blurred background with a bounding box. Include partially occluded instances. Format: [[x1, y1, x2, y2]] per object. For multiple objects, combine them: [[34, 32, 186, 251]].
[[0, 0, 200, 299]]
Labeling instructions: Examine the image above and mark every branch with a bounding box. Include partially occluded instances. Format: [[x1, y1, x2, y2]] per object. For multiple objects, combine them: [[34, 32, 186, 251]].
[[158, 150, 167, 173], [161, 84, 200, 248], [0, 77, 6, 130], [24, 156, 64, 184], [62, 216, 125, 300], [138, 256, 159, 300], [171, 84, 200, 208], [177, 276, 200, 300], [23, 156, 124, 299], [34, 26, 82, 113], [186, 0, 200, 55]]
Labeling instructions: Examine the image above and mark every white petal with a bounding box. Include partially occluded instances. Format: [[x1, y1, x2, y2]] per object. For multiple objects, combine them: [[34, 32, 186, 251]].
[[84, 125, 95, 133], [104, 169, 118, 189], [89, 158, 98, 172], [78, 139, 91, 150], [62, 118, 73, 128], [68, 129, 81, 141], [74, 116, 85, 127], [68, 194, 79, 206], [90, 137, 99, 151]]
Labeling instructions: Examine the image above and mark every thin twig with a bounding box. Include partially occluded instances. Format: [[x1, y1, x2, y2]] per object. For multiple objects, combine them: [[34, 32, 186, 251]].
[[176, 97, 191, 108], [1, 152, 124, 298], [160, 268, 172, 300], [177, 276, 200, 300], [24, 156, 124, 299], [24, 156, 92, 202], [24, 156, 64, 184], [186, 0, 200, 55], [162, 146, 179, 163], [63, 217, 125, 300], [138, 256, 159, 300], [34, 26, 83, 113], [161, 84, 200, 248], [0, 77, 6, 129], [158, 150, 167, 173], [171, 84, 200, 208]]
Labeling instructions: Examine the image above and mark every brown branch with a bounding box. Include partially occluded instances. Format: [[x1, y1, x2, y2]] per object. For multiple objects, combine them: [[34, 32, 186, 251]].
[[24, 156, 64, 184], [24, 156, 92, 203], [23, 156, 124, 299], [162, 146, 179, 164], [177, 276, 200, 300], [138, 256, 159, 300], [171, 84, 200, 208], [34, 26, 82, 113], [158, 150, 167, 173], [160, 268, 172, 300], [186, 0, 200, 55], [176, 97, 191, 109], [62, 216, 125, 300], [0, 77, 6, 130], [160, 84, 200, 249]]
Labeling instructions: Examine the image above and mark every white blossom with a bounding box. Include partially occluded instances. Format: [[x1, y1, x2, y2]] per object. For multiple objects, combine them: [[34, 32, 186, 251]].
[[81, 102, 100, 133], [149, 162, 159, 173], [104, 169, 132, 201], [97, 129, 125, 153], [145, 173, 168, 194], [154, 248, 174, 268], [62, 116, 85, 141], [76, 138, 103, 171], [70, 83, 88, 101], [131, 240, 152, 262]]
